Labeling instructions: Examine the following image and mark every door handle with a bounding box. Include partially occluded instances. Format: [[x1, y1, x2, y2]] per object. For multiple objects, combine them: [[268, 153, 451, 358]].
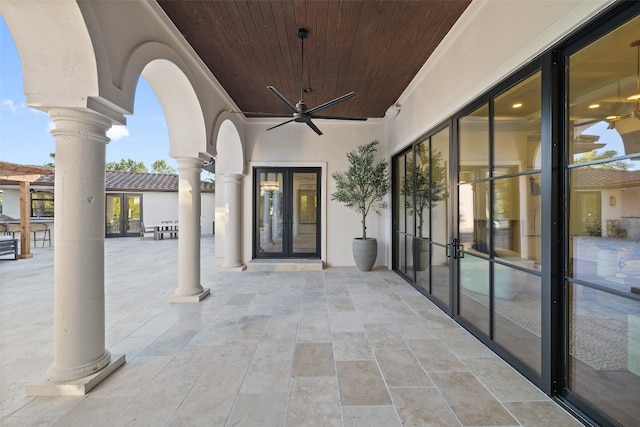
[[447, 238, 464, 259]]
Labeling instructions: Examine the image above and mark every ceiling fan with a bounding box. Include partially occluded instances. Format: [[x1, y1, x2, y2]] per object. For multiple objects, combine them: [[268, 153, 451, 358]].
[[239, 28, 367, 135]]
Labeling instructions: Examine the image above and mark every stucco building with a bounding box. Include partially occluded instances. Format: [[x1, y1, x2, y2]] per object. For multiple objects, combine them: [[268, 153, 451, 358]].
[[1, 1, 639, 426]]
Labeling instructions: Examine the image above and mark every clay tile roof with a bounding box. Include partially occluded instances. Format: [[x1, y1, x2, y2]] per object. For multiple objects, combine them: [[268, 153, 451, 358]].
[[572, 167, 640, 189], [2, 170, 215, 192]]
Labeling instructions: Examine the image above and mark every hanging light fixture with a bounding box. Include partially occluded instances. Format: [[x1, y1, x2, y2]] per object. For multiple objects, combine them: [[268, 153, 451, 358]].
[[626, 39, 640, 118]]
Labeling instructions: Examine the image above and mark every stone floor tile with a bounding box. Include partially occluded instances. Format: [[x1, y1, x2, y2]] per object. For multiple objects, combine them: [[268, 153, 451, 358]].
[[504, 401, 584, 427], [408, 339, 467, 372], [285, 377, 341, 427], [432, 327, 496, 358], [336, 361, 392, 406], [429, 371, 518, 426], [117, 380, 193, 427], [329, 311, 364, 333], [50, 396, 131, 427], [364, 323, 407, 349], [227, 393, 286, 427], [292, 343, 335, 376], [341, 405, 402, 427], [91, 356, 172, 397], [240, 352, 292, 394], [332, 331, 373, 361], [462, 356, 548, 402], [375, 348, 432, 387], [389, 387, 461, 427], [165, 413, 227, 427]]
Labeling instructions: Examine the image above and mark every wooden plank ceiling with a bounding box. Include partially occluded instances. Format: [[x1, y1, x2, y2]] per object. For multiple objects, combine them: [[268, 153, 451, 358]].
[[157, 0, 471, 119]]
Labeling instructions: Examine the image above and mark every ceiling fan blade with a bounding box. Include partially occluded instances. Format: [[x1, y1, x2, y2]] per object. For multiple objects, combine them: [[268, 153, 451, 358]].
[[310, 114, 368, 121], [230, 110, 287, 117], [266, 118, 295, 131], [303, 118, 323, 135], [267, 86, 298, 113], [307, 92, 357, 115]]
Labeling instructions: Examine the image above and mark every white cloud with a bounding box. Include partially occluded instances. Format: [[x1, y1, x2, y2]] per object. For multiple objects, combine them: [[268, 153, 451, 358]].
[[1, 98, 23, 113], [107, 125, 129, 140]]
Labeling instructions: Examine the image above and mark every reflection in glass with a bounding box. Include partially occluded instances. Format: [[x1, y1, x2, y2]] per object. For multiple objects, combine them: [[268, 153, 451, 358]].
[[431, 243, 449, 305], [459, 104, 489, 175], [492, 173, 541, 268], [569, 15, 640, 163], [106, 195, 121, 235], [415, 238, 430, 292], [566, 16, 640, 425], [459, 254, 490, 335], [459, 180, 489, 256], [126, 195, 141, 233], [494, 73, 542, 173], [569, 164, 640, 293], [568, 284, 640, 426], [493, 263, 541, 373], [258, 171, 283, 254]]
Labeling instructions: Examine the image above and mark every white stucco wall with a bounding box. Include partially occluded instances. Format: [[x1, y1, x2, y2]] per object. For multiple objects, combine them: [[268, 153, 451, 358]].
[[385, 0, 615, 154], [242, 119, 386, 267], [0, 188, 20, 219], [141, 191, 215, 233]]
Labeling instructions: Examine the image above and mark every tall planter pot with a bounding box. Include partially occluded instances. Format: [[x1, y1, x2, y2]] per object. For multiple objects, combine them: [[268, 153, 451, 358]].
[[353, 238, 377, 271]]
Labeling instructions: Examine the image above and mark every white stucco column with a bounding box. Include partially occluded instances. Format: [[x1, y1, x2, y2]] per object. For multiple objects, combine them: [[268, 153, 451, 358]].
[[222, 173, 245, 270], [169, 157, 210, 302], [27, 108, 125, 396]]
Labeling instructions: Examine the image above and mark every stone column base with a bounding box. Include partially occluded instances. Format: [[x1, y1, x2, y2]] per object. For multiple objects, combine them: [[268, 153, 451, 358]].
[[221, 264, 247, 272], [169, 288, 210, 303], [26, 354, 125, 396]]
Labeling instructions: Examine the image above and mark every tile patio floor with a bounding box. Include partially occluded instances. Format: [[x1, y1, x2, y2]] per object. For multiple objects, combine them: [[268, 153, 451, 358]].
[[0, 236, 582, 426]]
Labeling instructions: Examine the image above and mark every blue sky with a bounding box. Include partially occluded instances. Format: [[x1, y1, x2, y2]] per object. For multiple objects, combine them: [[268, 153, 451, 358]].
[[0, 17, 176, 171]]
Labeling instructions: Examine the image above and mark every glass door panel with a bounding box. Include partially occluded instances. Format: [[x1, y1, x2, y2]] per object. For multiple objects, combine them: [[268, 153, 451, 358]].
[[125, 195, 141, 236], [106, 194, 122, 237], [258, 171, 285, 256], [255, 168, 320, 258], [430, 127, 451, 307], [292, 171, 319, 255]]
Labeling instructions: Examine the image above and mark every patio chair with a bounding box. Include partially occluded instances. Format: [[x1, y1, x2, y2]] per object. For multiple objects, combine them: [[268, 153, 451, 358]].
[[31, 223, 51, 247], [139, 222, 155, 240], [5, 223, 20, 238]]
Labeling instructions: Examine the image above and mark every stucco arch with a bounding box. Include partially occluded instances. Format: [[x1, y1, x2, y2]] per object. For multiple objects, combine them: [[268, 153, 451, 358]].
[[141, 59, 207, 159], [215, 115, 245, 175], [0, 1, 98, 111]]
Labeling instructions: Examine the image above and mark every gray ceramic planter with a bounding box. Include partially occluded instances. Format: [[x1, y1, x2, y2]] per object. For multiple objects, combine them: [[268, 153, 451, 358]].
[[352, 237, 377, 271]]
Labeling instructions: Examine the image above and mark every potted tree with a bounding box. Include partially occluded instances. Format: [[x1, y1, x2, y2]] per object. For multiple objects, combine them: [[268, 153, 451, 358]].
[[331, 140, 390, 271]]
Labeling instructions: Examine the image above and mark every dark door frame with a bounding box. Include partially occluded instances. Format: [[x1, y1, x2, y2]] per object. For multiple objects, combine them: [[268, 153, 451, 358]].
[[252, 167, 321, 259]]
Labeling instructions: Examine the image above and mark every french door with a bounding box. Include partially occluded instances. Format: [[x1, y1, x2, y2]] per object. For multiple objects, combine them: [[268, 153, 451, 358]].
[[254, 167, 320, 258], [105, 193, 142, 237]]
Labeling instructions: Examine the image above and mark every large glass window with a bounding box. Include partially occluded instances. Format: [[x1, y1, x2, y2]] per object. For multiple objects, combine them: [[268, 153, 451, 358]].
[[566, 13, 640, 426], [31, 191, 54, 218], [458, 72, 543, 374]]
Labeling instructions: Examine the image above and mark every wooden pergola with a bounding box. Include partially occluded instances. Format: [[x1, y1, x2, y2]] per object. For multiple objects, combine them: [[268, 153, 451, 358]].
[[0, 161, 53, 259]]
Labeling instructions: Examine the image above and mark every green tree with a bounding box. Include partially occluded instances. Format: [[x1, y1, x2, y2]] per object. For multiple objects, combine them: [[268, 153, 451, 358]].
[[151, 159, 176, 174], [401, 145, 448, 238], [44, 153, 55, 169], [331, 140, 390, 239], [574, 150, 630, 170], [106, 159, 148, 173]]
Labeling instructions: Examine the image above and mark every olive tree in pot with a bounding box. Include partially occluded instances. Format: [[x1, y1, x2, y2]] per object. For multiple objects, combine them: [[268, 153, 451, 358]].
[[331, 140, 390, 271]]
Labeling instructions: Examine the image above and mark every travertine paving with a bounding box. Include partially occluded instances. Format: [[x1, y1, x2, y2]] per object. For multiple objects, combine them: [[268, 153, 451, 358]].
[[0, 237, 582, 426]]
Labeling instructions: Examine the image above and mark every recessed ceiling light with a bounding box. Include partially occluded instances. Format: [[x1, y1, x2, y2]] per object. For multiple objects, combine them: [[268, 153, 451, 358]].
[[606, 115, 621, 120], [512, 103, 523, 109], [588, 103, 600, 109]]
